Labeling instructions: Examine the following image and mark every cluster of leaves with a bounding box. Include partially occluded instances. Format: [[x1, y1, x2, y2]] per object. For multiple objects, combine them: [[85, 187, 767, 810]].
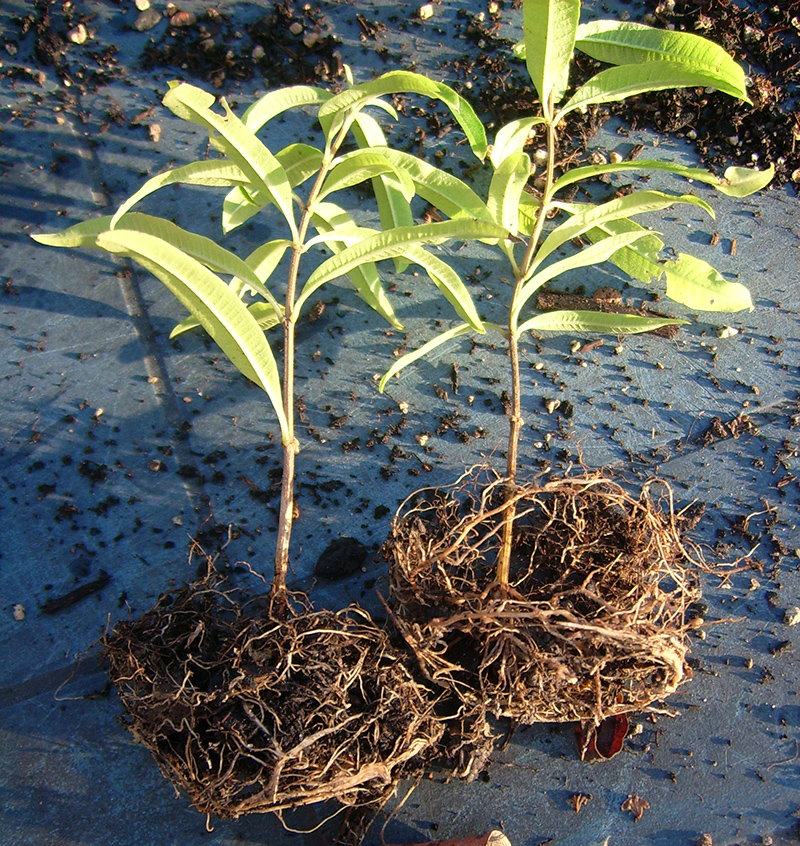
[[33, 0, 774, 594], [32, 68, 506, 589]]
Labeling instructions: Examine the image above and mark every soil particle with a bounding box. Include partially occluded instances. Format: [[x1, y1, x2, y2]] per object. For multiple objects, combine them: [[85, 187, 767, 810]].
[[314, 536, 369, 579]]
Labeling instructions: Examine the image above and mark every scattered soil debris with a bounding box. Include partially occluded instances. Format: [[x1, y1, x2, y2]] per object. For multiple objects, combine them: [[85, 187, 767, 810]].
[[140, 2, 343, 89], [621, 793, 651, 822], [697, 414, 760, 446], [40, 570, 110, 614]]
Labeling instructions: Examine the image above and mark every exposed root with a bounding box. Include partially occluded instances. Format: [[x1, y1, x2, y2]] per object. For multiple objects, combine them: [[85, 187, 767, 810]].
[[104, 565, 442, 824], [384, 469, 705, 733]]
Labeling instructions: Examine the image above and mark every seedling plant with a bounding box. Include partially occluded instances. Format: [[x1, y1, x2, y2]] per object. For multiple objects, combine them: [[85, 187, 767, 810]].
[[377, 0, 773, 748], [31, 70, 508, 821]]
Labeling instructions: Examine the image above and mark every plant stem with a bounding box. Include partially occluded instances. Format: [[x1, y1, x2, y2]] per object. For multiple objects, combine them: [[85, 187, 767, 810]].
[[271, 127, 348, 597], [495, 103, 558, 588]]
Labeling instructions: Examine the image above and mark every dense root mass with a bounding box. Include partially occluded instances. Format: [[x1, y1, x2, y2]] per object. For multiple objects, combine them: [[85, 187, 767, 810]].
[[385, 471, 705, 728], [104, 566, 442, 823]]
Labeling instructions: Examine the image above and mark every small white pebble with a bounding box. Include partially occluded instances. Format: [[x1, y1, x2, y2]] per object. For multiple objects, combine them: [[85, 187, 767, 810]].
[[68, 23, 88, 44], [784, 607, 800, 626], [13, 604, 25, 621]]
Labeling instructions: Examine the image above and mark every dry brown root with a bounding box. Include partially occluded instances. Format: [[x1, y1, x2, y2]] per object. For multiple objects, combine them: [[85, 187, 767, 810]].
[[104, 563, 442, 824], [383, 469, 705, 735]]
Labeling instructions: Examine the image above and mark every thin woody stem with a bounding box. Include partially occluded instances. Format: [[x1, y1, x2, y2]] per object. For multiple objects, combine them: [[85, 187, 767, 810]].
[[272, 122, 350, 596], [495, 99, 558, 587]]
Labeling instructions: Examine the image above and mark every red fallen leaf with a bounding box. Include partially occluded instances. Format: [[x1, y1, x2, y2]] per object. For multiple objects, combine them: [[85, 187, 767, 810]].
[[574, 713, 629, 761]]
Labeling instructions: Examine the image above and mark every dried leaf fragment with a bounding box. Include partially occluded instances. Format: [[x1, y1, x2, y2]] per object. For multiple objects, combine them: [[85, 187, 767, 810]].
[[621, 794, 650, 821], [569, 792, 592, 813]]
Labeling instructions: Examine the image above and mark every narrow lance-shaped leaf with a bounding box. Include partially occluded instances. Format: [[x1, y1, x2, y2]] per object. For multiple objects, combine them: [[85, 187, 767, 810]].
[[32, 216, 114, 248], [575, 20, 750, 102], [584, 218, 664, 285], [519, 309, 687, 335], [94, 228, 289, 441], [319, 70, 488, 160], [401, 244, 485, 331], [379, 323, 473, 392], [351, 112, 414, 273], [310, 203, 402, 329], [298, 218, 508, 313], [110, 161, 249, 229], [556, 60, 750, 122], [221, 143, 323, 234], [241, 85, 331, 134], [514, 228, 656, 325], [33, 211, 283, 315], [171, 300, 282, 339], [233, 238, 292, 300], [533, 190, 714, 270], [549, 160, 775, 200], [662, 253, 753, 312], [113, 213, 285, 313], [317, 150, 408, 202], [487, 152, 531, 235], [490, 117, 546, 169], [163, 82, 297, 236], [365, 147, 494, 224], [523, 0, 581, 116]]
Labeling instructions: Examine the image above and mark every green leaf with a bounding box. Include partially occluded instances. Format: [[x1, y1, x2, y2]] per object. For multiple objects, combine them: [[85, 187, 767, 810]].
[[518, 192, 542, 237], [549, 159, 774, 199], [32, 216, 114, 248], [575, 20, 749, 102], [297, 219, 507, 315], [490, 117, 546, 169], [556, 60, 750, 122], [379, 323, 473, 392], [519, 309, 686, 335], [221, 143, 323, 234], [317, 150, 406, 202], [662, 253, 753, 312], [277, 143, 325, 188], [310, 203, 402, 329], [717, 164, 775, 197], [514, 229, 655, 324], [402, 245, 485, 331], [351, 113, 414, 258], [110, 161, 249, 229], [241, 85, 332, 134], [368, 147, 493, 223], [95, 228, 288, 441], [170, 299, 282, 339], [319, 70, 488, 160], [523, 0, 581, 115], [534, 190, 714, 269], [222, 186, 262, 234], [585, 219, 664, 284], [236, 239, 292, 300], [163, 82, 296, 236], [34, 211, 282, 313], [487, 152, 531, 235]]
